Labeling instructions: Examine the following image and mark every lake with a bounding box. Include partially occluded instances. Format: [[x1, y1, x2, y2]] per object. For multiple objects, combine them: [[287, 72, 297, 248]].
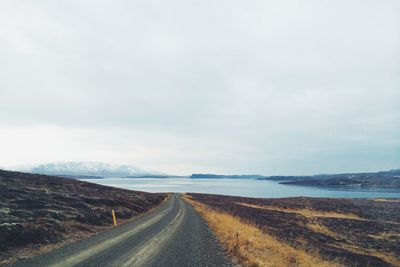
[[81, 177, 400, 198]]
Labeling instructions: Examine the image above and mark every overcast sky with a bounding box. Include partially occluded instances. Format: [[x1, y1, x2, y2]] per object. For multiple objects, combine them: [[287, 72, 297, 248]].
[[0, 0, 399, 175]]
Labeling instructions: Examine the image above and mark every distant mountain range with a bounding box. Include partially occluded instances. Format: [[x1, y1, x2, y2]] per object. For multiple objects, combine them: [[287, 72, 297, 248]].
[[190, 170, 400, 189], [258, 169, 400, 189], [4, 163, 400, 189], [6, 162, 166, 178]]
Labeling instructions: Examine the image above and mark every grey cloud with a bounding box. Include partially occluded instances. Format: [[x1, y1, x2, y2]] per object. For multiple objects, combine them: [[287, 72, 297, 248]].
[[0, 0, 399, 174]]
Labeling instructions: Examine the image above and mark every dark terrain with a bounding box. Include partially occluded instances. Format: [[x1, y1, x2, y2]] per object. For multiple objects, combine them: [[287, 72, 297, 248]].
[[188, 193, 400, 267], [0, 169, 166, 265], [259, 169, 400, 189]]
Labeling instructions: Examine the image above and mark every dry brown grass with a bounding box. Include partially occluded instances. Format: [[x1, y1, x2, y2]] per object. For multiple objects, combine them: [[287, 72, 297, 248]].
[[368, 232, 400, 239], [306, 223, 340, 240], [235, 202, 400, 266], [369, 252, 400, 267], [372, 198, 400, 203], [330, 242, 400, 267], [184, 195, 341, 267], [236, 202, 365, 221]]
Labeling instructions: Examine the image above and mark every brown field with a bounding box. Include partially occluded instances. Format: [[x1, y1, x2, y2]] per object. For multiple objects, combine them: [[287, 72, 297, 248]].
[[186, 193, 400, 267]]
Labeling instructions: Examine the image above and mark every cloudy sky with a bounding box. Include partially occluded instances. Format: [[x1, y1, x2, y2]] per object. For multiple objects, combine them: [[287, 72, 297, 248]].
[[0, 0, 399, 175]]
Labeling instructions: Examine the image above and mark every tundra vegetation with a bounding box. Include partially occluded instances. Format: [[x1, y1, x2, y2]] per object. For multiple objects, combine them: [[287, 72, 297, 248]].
[[185, 193, 400, 267]]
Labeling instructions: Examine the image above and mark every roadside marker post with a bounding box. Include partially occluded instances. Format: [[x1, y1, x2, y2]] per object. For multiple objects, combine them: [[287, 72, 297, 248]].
[[112, 209, 117, 227]]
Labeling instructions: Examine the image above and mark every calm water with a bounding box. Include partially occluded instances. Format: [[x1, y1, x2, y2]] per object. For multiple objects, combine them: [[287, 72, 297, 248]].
[[81, 177, 400, 198]]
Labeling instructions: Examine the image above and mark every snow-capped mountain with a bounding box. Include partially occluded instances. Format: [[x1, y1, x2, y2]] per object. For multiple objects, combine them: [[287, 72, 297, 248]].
[[7, 162, 165, 177]]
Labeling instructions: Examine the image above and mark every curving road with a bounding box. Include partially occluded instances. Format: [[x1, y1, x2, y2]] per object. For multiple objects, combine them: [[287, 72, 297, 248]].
[[12, 194, 233, 267]]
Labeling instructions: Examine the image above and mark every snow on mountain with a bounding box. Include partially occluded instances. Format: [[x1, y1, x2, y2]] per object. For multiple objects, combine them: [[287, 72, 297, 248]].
[[7, 162, 165, 177]]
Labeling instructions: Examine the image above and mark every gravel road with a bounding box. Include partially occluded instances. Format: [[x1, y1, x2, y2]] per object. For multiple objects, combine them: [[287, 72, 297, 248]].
[[11, 194, 233, 267]]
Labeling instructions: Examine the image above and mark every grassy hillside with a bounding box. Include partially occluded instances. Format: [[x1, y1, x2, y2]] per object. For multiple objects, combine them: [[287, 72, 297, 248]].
[[0, 170, 167, 265]]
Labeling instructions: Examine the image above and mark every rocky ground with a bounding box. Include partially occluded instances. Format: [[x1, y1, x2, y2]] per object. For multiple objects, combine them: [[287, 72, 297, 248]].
[[188, 193, 400, 267], [0, 169, 167, 265]]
